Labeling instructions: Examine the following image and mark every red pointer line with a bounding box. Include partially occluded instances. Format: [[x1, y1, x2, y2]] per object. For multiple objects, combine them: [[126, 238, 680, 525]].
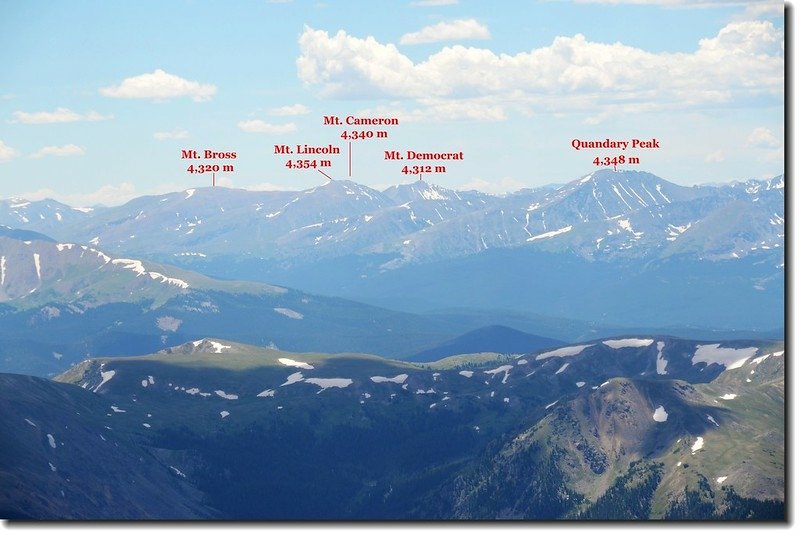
[[318, 169, 333, 181], [349, 142, 352, 177]]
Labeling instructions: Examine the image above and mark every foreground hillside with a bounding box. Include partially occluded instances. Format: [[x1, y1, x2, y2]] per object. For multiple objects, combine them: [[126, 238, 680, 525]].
[[0, 337, 784, 519]]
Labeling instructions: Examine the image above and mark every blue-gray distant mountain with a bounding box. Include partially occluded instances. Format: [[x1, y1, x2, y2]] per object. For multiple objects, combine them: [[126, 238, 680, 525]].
[[0, 198, 101, 237], [0, 169, 784, 332], [0, 230, 472, 376], [3, 170, 781, 265], [0, 225, 56, 243], [408, 325, 564, 362]]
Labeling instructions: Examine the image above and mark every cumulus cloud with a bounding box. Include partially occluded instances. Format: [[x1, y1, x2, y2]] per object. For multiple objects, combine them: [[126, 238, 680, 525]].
[[100, 69, 217, 102], [10, 108, 112, 124], [269, 104, 311, 116], [238, 120, 297, 134], [154, 129, 189, 140], [399, 19, 490, 45], [297, 21, 783, 118], [583, 111, 613, 125], [576, 0, 783, 19], [698, 20, 782, 55], [411, 0, 458, 5], [747, 127, 780, 148], [0, 140, 20, 162], [30, 144, 85, 159], [742, 2, 784, 18], [356, 97, 506, 123], [573, 0, 774, 6], [460, 176, 526, 195], [214, 176, 236, 188], [759, 148, 783, 162], [704, 150, 725, 162]]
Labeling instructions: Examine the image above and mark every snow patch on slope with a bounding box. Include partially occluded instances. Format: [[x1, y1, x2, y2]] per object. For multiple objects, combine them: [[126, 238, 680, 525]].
[[110, 258, 189, 288], [692, 344, 758, 368], [656, 341, 668, 375], [485, 364, 513, 384], [278, 358, 314, 370], [93, 370, 116, 392], [305, 377, 353, 393], [527, 225, 572, 242], [370, 374, 408, 384], [602, 338, 653, 349], [33, 253, 41, 281], [536, 344, 592, 360], [274, 307, 304, 319], [281, 372, 305, 386]]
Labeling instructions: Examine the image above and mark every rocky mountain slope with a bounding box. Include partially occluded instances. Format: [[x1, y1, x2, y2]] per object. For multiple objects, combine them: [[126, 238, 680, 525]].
[[0, 336, 783, 519], [0, 228, 472, 376], [2, 170, 782, 266], [0, 170, 784, 333]]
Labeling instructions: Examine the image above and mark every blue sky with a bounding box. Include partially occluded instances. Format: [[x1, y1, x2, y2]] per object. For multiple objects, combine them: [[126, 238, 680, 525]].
[[0, 0, 785, 206]]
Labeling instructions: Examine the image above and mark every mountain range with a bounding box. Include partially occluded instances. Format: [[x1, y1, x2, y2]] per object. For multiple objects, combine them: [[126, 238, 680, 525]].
[[0, 168, 784, 520], [3, 170, 783, 265], [0, 336, 784, 519], [1, 169, 783, 332], [0, 225, 482, 376]]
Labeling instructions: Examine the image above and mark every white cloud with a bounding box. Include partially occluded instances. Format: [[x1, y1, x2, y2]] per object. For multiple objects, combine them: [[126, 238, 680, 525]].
[[759, 148, 782, 162], [411, 0, 458, 5], [357, 98, 506, 123], [572, 0, 775, 6], [238, 120, 297, 134], [399, 19, 490, 45], [154, 129, 189, 140], [269, 104, 311, 116], [747, 127, 780, 148], [577, 0, 783, 19], [10, 108, 112, 124], [214, 176, 236, 188], [30, 144, 85, 159], [100, 69, 217, 102], [21, 182, 137, 207], [742, 2, 784, 18], [0, 140, 20, 162], [297, 22, 783, 117], [583, 113, 612, 125], [704, 150, 725, 162], [460, 176, 525, 195], [698, 20, 782, 55]]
